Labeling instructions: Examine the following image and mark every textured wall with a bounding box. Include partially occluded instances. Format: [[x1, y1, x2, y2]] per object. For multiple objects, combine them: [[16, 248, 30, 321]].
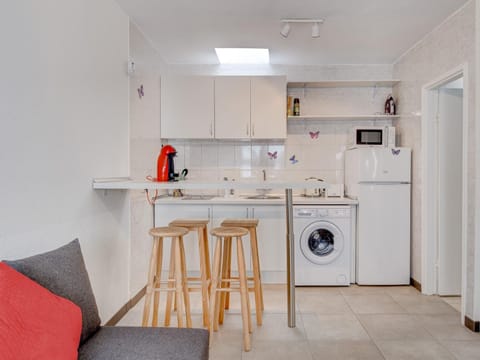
[[393, 0, 476, 316]]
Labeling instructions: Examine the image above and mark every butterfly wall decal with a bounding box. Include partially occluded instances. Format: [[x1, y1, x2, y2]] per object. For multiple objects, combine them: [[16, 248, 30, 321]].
[[137, 85, 144, 99], [267, 151, 278, 160], [309, 131, 320, 139], [391, 148, 401, 156], [289, 155, 299, 164]]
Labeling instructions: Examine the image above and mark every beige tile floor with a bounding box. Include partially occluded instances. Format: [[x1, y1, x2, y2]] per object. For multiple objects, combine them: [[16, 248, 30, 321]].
[[117, 285, 480, 359]]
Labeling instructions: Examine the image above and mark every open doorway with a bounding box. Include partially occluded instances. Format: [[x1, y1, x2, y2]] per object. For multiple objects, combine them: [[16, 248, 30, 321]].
[[421, 65, 468, 322]]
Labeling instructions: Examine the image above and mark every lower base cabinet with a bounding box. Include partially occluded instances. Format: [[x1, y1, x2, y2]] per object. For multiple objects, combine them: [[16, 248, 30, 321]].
[[154, 203, 286, 283]]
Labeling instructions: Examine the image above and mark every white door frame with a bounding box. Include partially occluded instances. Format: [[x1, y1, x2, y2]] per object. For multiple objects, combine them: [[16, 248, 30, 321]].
[[421, 64, 468, 321]]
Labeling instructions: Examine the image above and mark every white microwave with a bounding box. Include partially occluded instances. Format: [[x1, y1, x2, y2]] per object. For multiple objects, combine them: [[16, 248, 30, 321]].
[[350, 126, 396, 148]]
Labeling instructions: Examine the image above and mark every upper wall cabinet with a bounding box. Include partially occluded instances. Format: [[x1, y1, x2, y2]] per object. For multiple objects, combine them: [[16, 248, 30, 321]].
[[214, 76, 251, 139], [161, 75, 286, 139], [161, 76, 214, 139], [250, 76, 287, 139], [215, 76, 287, 139]]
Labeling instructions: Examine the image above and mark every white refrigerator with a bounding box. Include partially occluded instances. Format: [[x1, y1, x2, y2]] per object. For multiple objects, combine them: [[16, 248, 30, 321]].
[[345, 147, 411, 285]]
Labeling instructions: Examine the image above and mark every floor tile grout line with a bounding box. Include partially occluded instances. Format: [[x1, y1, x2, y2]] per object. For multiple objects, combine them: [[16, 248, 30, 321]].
[[298, 309, 316, 360], [349, 308, 387, 359]]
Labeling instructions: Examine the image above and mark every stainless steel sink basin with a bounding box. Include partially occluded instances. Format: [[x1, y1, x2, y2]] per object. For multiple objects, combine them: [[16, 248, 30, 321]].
[[245, 195, 282, 200], [181, 195, 216, 200]]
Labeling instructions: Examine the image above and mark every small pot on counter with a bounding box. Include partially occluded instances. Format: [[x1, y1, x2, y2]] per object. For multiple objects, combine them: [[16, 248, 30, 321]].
[[303, 177, 325, 197]]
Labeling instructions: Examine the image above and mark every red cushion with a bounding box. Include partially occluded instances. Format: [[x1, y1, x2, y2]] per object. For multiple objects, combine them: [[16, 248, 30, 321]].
[[0, 262, 82, 360]]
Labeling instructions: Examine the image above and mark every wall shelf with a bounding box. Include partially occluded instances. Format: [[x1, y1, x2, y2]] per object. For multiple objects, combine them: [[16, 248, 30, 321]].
[[287, 80, 400, 88], [288, 114, 400, 121]]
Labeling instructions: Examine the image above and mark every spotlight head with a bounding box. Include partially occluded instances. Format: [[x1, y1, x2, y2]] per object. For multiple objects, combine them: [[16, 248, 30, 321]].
[[280, 22, 291, 38], [311, 22, 321, 38]]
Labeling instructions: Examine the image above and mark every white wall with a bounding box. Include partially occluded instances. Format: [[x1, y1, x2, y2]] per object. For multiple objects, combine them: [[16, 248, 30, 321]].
[[128, 23, 166, 295], [393, 0, 477, 318], [0, 0, 130, 322]]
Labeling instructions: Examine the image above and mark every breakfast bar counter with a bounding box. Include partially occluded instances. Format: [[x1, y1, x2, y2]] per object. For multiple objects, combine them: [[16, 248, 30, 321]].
[[93, 177, 348, 328]]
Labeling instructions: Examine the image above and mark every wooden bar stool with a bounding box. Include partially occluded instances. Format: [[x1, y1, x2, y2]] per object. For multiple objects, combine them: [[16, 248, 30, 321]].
[[220, 219, 263, 326], [167, 219, 211, 328], [142, 226, 192, 328], [210, 226, 252, 352]]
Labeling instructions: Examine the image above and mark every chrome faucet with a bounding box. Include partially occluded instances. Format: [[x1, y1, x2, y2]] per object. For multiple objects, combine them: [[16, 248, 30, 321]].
[[262, 169, 266, 181]]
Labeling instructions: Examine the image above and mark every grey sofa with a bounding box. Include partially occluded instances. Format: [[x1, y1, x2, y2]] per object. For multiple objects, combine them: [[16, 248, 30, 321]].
[[3, 239, 209, 360]]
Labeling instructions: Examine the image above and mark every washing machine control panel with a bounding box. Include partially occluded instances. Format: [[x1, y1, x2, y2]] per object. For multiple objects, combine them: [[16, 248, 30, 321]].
[[294, 208, 317, 217], [294, 206, 351, 218]]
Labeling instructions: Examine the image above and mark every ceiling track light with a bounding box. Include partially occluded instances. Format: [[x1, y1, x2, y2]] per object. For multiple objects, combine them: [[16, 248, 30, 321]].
[[280, 22, 291, 38], [280, 18, 325, 39]]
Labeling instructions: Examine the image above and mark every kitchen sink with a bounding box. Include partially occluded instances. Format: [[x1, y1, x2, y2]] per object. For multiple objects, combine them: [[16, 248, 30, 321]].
[[181, 195, 216, 200], [245, 195, 282, 200]]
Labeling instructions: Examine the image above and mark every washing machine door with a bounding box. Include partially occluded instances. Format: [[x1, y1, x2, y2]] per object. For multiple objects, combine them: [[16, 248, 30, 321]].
[[300, 221, 344, 265]]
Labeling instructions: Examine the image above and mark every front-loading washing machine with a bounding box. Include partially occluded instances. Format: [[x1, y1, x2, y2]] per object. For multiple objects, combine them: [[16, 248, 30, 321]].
[[294, 205, 352, 286]]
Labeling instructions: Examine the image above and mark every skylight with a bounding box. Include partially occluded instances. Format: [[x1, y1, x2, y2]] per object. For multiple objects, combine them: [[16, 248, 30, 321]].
[[215, 48, 270, 64]]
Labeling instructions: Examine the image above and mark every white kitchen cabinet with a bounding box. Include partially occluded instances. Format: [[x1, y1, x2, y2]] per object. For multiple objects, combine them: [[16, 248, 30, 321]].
[[154, 204, 213, 275], [250, 205, 286, 283], [215, 76, 287, 139], [251, 76, 287, 139], [161, 75, 286, 139], [161, 76, 214, 139], [214, 76, 251, 139]]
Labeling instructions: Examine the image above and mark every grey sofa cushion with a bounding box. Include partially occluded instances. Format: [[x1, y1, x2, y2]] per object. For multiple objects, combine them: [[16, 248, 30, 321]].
[[78, 326, 209, 360], [3, 239, 101, 344]]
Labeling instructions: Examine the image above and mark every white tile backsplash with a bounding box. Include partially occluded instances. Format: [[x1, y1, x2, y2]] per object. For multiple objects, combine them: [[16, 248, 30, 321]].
[[235, 143, 252, 169], [161, 118, 384, 187]]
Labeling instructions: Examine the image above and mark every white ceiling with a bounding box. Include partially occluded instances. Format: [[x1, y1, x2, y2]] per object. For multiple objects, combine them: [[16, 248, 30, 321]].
[[116, 0, 469, 66]]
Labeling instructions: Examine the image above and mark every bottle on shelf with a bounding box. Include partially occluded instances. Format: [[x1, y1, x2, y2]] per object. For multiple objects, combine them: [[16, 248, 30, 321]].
[[293, 98, 300, 116], [287, 96, 293, 116], [385, 94, 396, 115]]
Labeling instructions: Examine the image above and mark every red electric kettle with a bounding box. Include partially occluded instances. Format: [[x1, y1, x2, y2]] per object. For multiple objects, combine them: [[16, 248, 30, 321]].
[[157, 145, 177, 182]]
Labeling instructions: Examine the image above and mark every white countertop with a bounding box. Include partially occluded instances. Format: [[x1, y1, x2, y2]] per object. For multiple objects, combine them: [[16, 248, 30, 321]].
[[92, 178, 332, 190], [154, 195, 358, 206]]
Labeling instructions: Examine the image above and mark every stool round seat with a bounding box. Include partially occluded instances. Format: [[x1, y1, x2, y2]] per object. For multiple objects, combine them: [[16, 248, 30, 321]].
[[210, 226, 248, 238], [149, 226, 188, 238], [221, 219, 259, 227], [169, 219, 210, 228]]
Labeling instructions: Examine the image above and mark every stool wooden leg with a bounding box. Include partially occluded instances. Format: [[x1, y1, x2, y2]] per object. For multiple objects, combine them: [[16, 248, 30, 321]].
[[224, 237, 232, 310], [152, 237, 164, 327], [164, 238, 176, 326], [249, 228, 263, 325], [209, 237, 222, 345], [174, 237, 185, 328], [179, 236, 192, 328], [218, 236, 231, 324], [203, 226, 212, 285], [198, 229, 210, 328], [142, 237, 159, 327], [236, 236, 251, 351]]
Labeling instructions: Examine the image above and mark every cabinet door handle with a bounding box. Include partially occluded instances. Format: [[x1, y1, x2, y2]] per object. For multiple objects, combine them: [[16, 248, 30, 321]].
[[210, 123, 213, 136], [246, 208, 249, 218], [252, 207, 255, 218], [208, 207, 211, 220], [252, 123, 255, 137], [246, 123, 249, 136]]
